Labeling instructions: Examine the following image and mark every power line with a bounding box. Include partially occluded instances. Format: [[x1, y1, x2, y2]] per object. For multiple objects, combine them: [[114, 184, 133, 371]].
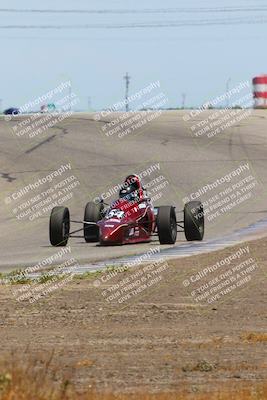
[[0, 35, 263, 41], [1, 17, 267, 29], [1, 7, 267, 14]]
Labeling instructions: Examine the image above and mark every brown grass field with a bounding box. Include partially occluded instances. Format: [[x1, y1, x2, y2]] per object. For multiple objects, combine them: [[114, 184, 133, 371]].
[[0, 356, 266, 400], [0, 236, 266, 399]]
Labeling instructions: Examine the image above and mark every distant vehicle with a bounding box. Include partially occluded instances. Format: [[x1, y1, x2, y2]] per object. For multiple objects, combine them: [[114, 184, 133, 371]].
[[40, 103, 56, 113], [3, 107, 20, 115], [49, 174, 204, 247]]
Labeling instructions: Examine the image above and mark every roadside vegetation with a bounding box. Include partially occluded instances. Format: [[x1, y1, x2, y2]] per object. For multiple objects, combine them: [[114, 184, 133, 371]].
[[0, 355, 266, 400]]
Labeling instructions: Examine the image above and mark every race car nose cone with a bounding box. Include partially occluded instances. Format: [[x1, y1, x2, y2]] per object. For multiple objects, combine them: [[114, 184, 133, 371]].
[[98, 219, 125, 245]]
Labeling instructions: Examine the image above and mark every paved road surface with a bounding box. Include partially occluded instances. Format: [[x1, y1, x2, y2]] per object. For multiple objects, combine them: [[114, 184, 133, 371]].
[[0, 110, 266, 271]]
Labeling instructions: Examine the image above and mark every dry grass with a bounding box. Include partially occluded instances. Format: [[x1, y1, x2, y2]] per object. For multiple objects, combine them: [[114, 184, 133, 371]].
[[241, 332, 267, 343], [0, 354, 266, 400]]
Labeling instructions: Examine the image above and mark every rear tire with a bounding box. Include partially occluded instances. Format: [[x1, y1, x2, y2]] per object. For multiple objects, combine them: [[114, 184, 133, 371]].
[[157, 206, 177, 244], [49, 206, 70, 246], [184, 201, 204, 241], [84, 202, 102, 242]]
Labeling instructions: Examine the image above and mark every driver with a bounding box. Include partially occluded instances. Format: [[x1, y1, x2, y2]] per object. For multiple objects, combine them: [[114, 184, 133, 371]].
[[119, 174, 143, 202]]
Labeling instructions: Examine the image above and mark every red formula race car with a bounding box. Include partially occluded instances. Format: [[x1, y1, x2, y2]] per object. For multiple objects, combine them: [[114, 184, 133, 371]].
[[49, 175, 204, 247]]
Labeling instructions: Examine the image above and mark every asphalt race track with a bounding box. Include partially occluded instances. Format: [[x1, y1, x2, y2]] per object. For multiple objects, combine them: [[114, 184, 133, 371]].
[[0, 110, 267, 272]]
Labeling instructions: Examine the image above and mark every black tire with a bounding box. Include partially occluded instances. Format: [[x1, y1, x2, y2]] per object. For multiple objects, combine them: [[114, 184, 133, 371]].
[[49, 206, 70, 246], [83, 202, 102, 242], [184, 201, 204, 241], [157, 206, 177, 244]]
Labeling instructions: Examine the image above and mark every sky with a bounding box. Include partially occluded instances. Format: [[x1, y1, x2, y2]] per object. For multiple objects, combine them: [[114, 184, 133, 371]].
[[0, 0, 267, 111]]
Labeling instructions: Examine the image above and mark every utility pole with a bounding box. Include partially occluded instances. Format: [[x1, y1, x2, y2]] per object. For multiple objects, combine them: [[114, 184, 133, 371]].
[[87, 96, 91, 111], [124, 72, 130, 112], [181, 93, 186, 109], [226, 77, 231, 108], [68, 81, 72, 112]]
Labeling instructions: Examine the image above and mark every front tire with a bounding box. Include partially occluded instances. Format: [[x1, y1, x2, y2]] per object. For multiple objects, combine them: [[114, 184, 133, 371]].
[[157, 206, 177, 244], [184, 201, 204, 241], [84, 202, 102, 242], [49, 206, 70, 246]]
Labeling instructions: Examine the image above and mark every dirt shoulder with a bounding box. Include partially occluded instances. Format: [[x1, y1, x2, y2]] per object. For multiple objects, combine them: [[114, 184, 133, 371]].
[[0, 237, 266, 395]]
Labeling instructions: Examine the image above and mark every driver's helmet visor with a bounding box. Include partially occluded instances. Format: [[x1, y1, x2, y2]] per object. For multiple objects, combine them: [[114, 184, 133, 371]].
[[119, 187, 139, 201]]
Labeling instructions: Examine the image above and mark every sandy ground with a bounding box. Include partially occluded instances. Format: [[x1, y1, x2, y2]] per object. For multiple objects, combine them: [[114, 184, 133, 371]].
[[0, 236, 266, 395]]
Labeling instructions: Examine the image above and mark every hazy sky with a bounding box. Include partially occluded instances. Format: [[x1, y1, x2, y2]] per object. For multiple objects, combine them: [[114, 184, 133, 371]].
[[0, 0, 267, 111]]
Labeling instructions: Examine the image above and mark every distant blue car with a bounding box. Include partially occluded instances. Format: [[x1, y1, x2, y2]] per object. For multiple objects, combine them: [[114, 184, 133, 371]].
[[4, 107, 20, 115]]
